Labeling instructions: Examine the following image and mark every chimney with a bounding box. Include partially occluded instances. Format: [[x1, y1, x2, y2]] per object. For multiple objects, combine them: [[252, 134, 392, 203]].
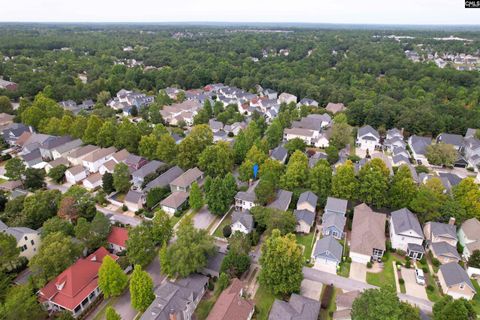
[[449, 217, 456, 225], [169, 312, 176, 320]]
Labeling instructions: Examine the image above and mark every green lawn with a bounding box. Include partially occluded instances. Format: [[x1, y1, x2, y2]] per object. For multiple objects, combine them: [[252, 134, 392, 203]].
[[295, 233, 315, 261], [254, 285, 276, 320], [195, 298, 216, 320], [320, 287, 340, 320], [92, 296, 119, 320], [213, 213, 232, 238], [471, 278, 480, 315], [337, 261, 351, 278], [366, 254, 404, 288], [425, 270, 442, 302]]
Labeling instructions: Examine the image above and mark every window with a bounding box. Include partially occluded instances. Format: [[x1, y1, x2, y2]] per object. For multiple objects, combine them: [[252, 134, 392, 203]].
[[24, 236, 28, 240], [31, 240, 35, 245], [74, 305, 81, 313]]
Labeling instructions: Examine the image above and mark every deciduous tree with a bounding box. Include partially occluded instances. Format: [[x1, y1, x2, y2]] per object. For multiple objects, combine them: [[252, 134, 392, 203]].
[[113, 163, 131, 193], [308, 159, 332, 206], [127, 224, 156, 267], [130, 265, 155, 312], [98, 255, 128, 298], [177, 124, 213, 169], [331, 160, 358, 201], [189, 182, 204, 211]]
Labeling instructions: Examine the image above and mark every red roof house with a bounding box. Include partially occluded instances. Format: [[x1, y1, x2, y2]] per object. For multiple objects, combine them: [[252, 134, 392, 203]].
[[107, 226, 129, 253], [38, 247, 118, 317]]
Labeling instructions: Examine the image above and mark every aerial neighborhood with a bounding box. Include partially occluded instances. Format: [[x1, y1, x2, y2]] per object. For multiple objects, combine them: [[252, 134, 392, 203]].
[[1, 24, 480, 320]]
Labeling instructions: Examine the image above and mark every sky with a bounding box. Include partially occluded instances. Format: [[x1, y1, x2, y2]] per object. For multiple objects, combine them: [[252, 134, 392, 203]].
[[0, 0, 479, 25]]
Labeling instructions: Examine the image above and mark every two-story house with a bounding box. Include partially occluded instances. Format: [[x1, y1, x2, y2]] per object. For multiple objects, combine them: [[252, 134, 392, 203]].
[[322, 197, 348, 239], [169, 167, 203, 192], [408, 135, 432, 165], [458, 218, 480, 260], [389, 208, 425, 260], [356, 125, 381, 151], [231, 211, 254, 235], [0, 220, 41, 260]]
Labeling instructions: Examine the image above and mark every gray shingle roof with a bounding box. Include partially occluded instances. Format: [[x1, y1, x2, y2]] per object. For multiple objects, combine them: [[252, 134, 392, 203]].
[[322, 212, 347, 232], [268, 189, 293, 212], [125, 190, 143, 204], [132, 160, 165, 179], [170, 167, 203, 188], [294, 210, 315, 226], [271, 146, 288, 163], [392, 154, 410, 165], [440, 262, 475, 291], [437, 133, 464, 147], [313, 236, 343, 262], [390, 208, 423, 238], [144, 166, 184, 191], [431, 242, 460, 260], [325, 197, 348, 215], [358, 125, 380, 139], [231, 211, 254, 232], [429, 222, 457, 239], [160, 191, 188, 209], [409, 135, 432, 155], [269, 294, 320, 320], [297, 191, 318, 211]]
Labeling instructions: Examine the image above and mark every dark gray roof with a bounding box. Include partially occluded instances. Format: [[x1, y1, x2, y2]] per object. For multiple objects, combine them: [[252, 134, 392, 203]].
[[431, 242, 460, 260], [125, 190, 143, 204], [409, 135, 432, 155], [235, 190, 256, 203], [22, 149, 42, 162], [269, 294, 320, 320], [429, 222, 457, 239], [231, 211, 254, 232], [271, 146, 288, 163], [41, 136, 72, 150], [322, 212, 346, 232], [325, 197, 348, 215], [358, 125, 380, 139], [268, 189, 293, 212], [392, 154, 410, 165], [313, 236, 343, 262], [297, 191, 318, 210], [438, 172, 462, 188], [144, 166, 184, 191], [308, 152, 327, 168], [390, 208, 423, 238], [407, 243, 425, 253], [203, 250, 226, 274], [440, 262, 475, 291], [294, 209, 315, 226], [437, 133, 464, 147], [132, 160, 165, 179]]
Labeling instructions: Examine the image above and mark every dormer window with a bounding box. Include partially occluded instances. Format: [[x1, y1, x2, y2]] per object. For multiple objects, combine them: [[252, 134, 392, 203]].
[[56, 281, 66, 291]]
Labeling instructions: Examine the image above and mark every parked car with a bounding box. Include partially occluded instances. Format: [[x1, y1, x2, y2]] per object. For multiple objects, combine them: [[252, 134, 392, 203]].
[[415, 268, 425, 285]]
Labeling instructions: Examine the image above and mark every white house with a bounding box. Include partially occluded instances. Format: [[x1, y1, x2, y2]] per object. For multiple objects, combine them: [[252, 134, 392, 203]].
[[82, 173, 103, 191], [82, 147, 116, 173], [231, 211, 254, 235], [65, 165, 87, 184], [408, 135, 432, 166], [0, 221, 41, 260], [160, 191, 189, 216], [458, 218, 480, 260], [389, 208, 425, 260], [234, 181, 258, 212], [312, 236, 343, 270], [356, 125, 380, 151], [278, 92, 297, 104], [107, 226, 128, 253]]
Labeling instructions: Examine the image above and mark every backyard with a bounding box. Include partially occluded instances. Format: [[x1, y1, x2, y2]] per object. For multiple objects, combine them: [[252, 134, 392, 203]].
[[213, 212, 232, 238], [471, 278, 480, 315], [295, 232, 316, 262], [253, 284, 276, 320]]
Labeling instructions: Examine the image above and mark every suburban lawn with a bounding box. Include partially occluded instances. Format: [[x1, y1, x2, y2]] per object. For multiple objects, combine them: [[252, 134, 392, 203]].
[[254, 284, 276, 320], [319, 287, 340, 320], [295, 232, 315, 261], [213, 213, 232, 238], [366, 254, 405, 288], [337, 260, 351, 278], [471, 278, 480, 315]]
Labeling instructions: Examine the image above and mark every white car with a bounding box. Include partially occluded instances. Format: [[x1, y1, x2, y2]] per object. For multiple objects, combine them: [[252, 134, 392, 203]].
[[415, 268, 425, 286]]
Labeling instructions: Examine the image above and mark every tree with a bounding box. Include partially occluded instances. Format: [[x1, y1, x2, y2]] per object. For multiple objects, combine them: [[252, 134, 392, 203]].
[[102, 172, 115, 194], [21, 189, 62, 229], [69, 116, 88, 139], [98, 255, 128, 298], [410, 177, 447, 223], [57, 196, 79, 222], [145, 187, 169, 210], [308, 159, 332, 206], [127, 224, 156, 267], [74, 212, 111, 251], [221, 250, 250, 278], [426, 143, 458, 167], [156, 90, 172, 106], [138, 134, 159, 160], [0, 284, 45, 320], [159, 218, 215, 277], [352, 286, 420, 320], [0, 96, 13, 114], [452, 177, 480, 222], [266, 210, 297, 235], [325, 145, 339, 165], [130, 265, 155, 312], [223, 173, 238, 201], [113, 163, 131, 193], [151, 210, 173, 246], [40, 216, 74, 239], [83, 115, 104, 144], [198, 142, 234, 177], [205, 177, 230, 216], [115, 119, 140, 153], [433, 295, 476, 320], [96, 91, 111, 105], [280, 150, 309, 191], [97, 121, 117, 147], [468, 250, 480, 268], [255, 177, 277, 206], [388, 165, 417, 209], [105, 306, 121, 320], [331, 160, 358, 201], [0, 233, 20, 269], [217, 273, 230, 291], [177, 125, 213, 169], [265, 119, 283, 149], [29, 232, 82, 286], [156, 134, 177, 163], [189, 182, 204, 211], [4, 157, 25, 180], [48, 164, 67, 184], [357, 158, 389, 207], [23, 168, 45, 190], [259, 230, 303, 295], [329, 122, 352, 149], [284, 138, 306, 155], [63, 185, 96, 220]]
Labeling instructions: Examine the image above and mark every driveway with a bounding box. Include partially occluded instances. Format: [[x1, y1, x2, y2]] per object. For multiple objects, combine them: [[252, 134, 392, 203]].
[[401, 268, 428, 300], [313, 262, 337, 275], [192, 206, 217, 230], [349, 262, 367, 282], [300, 279, 323, 300]]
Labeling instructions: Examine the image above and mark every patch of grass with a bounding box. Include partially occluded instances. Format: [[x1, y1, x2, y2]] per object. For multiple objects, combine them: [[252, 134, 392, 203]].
[[295, 233, 315, 262], [254, 285, 276, 320], [366, 254, 405, 288], [337, 260, 351, 278], [0, 178, 6, 184], [425, 272, 442, 303], [92, 296, 118, 320], [195, 299, 216, 320], [470, 278, 480, 315], [213, 213, 232, 238], [320, 287, 339, 320]]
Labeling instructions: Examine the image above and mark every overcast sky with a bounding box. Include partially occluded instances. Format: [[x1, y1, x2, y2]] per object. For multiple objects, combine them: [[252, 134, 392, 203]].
[[0, 0, 479, 25]]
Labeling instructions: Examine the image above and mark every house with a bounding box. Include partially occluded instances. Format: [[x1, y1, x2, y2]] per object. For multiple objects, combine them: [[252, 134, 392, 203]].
[[325, 102, 346, 114], [0, 78, 18, 91], [209, 119, 224, 133], [125, 154, 148, 173], [39, 136, 73, 160], [384, 129, 406, 151], [206, 278, 254, 320], [2, 123, 31, 145], [0, 220, 40, 260], [294, 210, 316, 234], [141, 274, 208, 320], [312, 236, 343, 269], [283, 127, 319, 146], [107, 226, 128, 253], [408, 135, 432, 165], [268, 189, 293, 212], [308, 152, 328, 168], [424, 220, 457, 247], [231, 211, 254, 234], [431, 242, 461, 264], [82, 173, 103, 191], [389, 208, 425, 260], [170, 167, 203, 192], [99, 160, 116, 175], [65, 165, 87, 184], [333, 291, 360, 320], [297, 98, 319, 108], [438, 262, 476, 300], [124, 190, 145, 212], [270, 145, 288, 164], [144, 166, 185, 192], [109, 149, 130, 164], [44, 157, 70, 174], [131, 160, 165, 189], [263, 89, 278, 100], [269, 294, 320, 320], [458, 218, 480, 259], [67, 145, 99, 166], [436, 133, 464, 151], [278, 92, 298, 105], [0, 180, 23, 192], [38, 247, 118, 318], [235, 182, 258, 212], [349, 203, 386, 264], [322, 212, 346, 240], [324, 197, 348, 217], [160, 191, 189, 216], [297, 191, 317, 212], [201, 250, 226, 278], [356, 125, 381, 151], [0, 113, 14, 128], [21, 149, 43, 168], [160, 100, 202, 126], [82, 147, 116, 173]]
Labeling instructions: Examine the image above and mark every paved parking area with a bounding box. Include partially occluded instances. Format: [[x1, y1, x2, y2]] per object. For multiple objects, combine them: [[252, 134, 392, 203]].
[[192, 206, 216, 230], [349, 262, 367, 282], [300, 279, 323, 300], [313, 262, 337, 274], [401, 268, 428, 300]]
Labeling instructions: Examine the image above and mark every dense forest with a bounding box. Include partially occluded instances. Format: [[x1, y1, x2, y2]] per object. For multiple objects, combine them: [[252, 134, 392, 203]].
[[1, 24, 480, 136]]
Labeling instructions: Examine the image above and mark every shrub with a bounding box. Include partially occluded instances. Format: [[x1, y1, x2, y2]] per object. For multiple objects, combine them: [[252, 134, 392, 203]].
[[174, 209, 183, 217], [426, 285, 434, 292], [432, 258, 440, 268], [396, 249, 406, 256], [143, 210, 154, 219], [422, 266, 429, 274], [467, 167, 474, 172], [249, 230, 260, 246], [419, 256, 427, 265], [223, 225, 232, 238], [381, 255, 388, 263], [122, 204, 128, 212], [366, 262, 372, 269], [396, 261, 403, 266], [405, 261, 411, 269], [346, 256, 352, 263], [399, 278, 405, 285]]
